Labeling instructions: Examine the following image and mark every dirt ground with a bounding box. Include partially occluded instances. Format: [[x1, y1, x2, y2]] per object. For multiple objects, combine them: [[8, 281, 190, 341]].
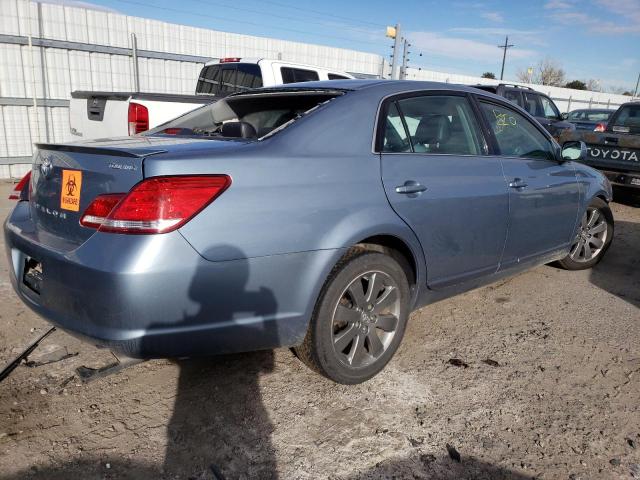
[[0, 181, 639, 480]]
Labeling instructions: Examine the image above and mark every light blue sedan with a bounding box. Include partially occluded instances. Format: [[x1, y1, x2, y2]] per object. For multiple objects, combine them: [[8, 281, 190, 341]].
[[4, 80, 614, 384]]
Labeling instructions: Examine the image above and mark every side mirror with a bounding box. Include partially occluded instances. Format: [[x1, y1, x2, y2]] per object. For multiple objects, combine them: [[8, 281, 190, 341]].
[[561, 112, 568, 120], [561, 140, 587, 162]]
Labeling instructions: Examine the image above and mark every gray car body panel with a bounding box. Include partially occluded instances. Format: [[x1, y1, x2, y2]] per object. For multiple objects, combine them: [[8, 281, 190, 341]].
[[4, 80, 611, 358]]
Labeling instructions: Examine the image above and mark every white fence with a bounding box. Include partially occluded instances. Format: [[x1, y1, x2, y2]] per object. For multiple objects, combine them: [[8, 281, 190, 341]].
[[0, 0, 636, 179]]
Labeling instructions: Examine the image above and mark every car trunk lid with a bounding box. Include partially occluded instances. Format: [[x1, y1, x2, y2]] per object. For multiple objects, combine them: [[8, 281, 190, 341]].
[[28, 136, 226, 247]]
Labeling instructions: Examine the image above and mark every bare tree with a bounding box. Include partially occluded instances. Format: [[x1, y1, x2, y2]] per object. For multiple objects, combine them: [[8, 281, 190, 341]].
[[516, 58, 566, 86], [585, 79, 601, 92]]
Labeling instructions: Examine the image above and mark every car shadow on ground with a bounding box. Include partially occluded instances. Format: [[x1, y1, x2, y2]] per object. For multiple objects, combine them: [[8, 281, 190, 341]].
[[589, 219, 640, 309], [2, 246, 281, 480], [343, 454, 534, 480]]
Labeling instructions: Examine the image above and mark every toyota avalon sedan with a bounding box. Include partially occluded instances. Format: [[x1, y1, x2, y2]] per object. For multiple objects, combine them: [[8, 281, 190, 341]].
[[4, 80, 613, 384]]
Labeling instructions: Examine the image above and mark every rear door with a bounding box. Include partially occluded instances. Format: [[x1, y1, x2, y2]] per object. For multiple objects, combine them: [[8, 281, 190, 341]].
[[476, 99, 580, 267], [379, 92, 510, 289]]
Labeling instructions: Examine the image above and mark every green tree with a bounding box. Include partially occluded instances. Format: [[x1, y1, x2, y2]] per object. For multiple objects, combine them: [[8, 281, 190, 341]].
[[565, 80, 587, 90], [481, 72, 496, 79]]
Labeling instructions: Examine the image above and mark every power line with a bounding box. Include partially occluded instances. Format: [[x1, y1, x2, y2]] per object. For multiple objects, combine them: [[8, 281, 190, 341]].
[[252, 0, 386, 28], [183, 0, 382, 39], [110, 0, 385, 48]]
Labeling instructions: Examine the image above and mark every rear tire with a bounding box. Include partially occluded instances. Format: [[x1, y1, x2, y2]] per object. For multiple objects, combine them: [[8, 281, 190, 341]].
[[295, 249, 410, 384], [557, 197, 613, 270]]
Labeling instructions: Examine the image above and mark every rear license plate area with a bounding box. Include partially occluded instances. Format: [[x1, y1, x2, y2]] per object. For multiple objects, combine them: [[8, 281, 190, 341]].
[[23, 257, 43, 294]]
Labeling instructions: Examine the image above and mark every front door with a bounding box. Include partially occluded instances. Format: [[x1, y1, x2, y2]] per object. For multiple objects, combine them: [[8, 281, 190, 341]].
[[379, 93, 510, 289], [476, 100, 580, 268]]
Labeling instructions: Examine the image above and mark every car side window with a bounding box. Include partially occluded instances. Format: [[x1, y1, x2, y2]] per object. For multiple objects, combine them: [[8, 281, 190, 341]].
[[568, 111, 583, 121], [281, 67, 320, 83], [523, 92, 542, 117], [328, 73, 349, 80], [386, 95, 485, 155], [503, 90, 522, 107], [382, 102, 411, 153], [479, 101, 555, 161], [540, 96, 560, 119]]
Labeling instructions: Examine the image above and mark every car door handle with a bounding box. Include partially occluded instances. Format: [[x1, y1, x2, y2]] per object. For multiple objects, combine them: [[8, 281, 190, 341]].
[[395, 181, 427, 194], [509, 178, 528, 189]]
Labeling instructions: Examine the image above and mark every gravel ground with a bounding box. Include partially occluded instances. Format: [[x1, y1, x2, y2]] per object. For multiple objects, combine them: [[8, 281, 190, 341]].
[[0, 182, 639, 480]]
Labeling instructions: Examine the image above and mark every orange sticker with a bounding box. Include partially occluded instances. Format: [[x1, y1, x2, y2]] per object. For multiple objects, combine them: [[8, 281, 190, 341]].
[[60, 169, 82, 212]]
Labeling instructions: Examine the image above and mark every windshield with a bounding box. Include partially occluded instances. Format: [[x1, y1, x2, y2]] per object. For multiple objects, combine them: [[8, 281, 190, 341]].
[[147, 90, 344, 139]]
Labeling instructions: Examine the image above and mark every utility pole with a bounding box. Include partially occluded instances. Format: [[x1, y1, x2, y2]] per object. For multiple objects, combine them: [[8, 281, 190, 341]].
[[387, 24, 401, 80], [497, 35, 514, 81], [400, 39, 410, 80]]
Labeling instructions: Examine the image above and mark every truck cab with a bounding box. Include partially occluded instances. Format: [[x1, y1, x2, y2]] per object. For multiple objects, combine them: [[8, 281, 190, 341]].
[[195, 58, 354, 96]]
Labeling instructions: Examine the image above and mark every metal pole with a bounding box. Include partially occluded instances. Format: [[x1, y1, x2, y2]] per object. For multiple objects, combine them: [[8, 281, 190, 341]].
[[498, 35, 514, 81], [634, 72, 640, 98], [390, 24, 401, 80], [131, 33, 140, 92], [27, 35, 40, 142], [567, 96, 572, 112]]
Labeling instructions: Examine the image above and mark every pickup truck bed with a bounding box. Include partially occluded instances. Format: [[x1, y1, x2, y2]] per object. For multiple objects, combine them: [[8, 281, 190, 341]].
[[70, 91, 216, 140]]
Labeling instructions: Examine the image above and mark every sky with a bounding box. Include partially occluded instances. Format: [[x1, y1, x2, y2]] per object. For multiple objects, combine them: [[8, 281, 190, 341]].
[[75, 0, 639, 91]]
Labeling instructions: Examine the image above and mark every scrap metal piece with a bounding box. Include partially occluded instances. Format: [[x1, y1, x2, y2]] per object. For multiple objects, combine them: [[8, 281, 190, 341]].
[[0, 327, 56, 382], [75, 351, 145, 383]]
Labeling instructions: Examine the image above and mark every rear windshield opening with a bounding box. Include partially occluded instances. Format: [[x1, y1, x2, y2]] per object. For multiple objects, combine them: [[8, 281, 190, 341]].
[[609, 104, 640, 133], [147, 90, 344, 140]]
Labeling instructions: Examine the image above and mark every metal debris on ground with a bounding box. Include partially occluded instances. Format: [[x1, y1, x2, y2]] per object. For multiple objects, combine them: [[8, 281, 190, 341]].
[[446, 443, 461, 462], [447, 358, 469, 368], [0, 327, 56, 382]]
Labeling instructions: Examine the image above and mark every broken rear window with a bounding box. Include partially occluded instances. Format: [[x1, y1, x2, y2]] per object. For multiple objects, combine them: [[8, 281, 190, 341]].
[[147, 90, 344, 140]]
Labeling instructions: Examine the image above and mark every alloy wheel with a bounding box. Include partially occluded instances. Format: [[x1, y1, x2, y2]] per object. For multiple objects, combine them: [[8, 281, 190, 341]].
[[331, 271, 401, 369], [569, 207, 608, 263]]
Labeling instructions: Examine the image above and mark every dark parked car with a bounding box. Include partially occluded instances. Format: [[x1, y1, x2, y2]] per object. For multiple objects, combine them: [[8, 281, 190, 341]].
[[473, 84, 575, 138], [560, 101, 640, 193], [5, 80, 613, 384], [563, 108, 615, 132]]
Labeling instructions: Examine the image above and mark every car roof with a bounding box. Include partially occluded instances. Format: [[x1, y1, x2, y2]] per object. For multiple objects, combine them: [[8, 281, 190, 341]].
[[569, 108, 615, 113], [252, 79, 502, 96]]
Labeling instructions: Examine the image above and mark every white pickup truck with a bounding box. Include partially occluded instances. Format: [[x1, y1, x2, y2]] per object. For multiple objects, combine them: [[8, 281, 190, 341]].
[[70, 58, 354, 140]]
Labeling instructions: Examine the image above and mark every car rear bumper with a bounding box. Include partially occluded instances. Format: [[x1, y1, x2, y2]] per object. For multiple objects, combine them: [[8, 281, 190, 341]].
[[4, 201, 338, 357]]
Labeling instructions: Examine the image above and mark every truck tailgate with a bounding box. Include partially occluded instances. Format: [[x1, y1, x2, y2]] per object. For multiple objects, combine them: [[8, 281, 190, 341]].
[[69, 91, 216, 141]]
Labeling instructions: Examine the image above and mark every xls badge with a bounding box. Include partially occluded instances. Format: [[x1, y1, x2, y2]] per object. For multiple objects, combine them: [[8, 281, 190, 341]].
[[60, 169, 82, 212]]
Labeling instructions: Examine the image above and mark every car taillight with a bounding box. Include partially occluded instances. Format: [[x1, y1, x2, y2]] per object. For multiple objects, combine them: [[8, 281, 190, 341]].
[[79, 193, 125, 229], [594, 122, 606, 132], [80, 175, 231, 234], [219, 57, 241, 63], [9, 171, 31, 200], [128, 102, 149, 135]]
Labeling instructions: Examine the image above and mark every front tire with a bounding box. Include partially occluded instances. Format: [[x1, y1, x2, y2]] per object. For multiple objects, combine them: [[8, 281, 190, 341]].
[[295, 249, 410, 384], [557, 197, 613, 270]]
